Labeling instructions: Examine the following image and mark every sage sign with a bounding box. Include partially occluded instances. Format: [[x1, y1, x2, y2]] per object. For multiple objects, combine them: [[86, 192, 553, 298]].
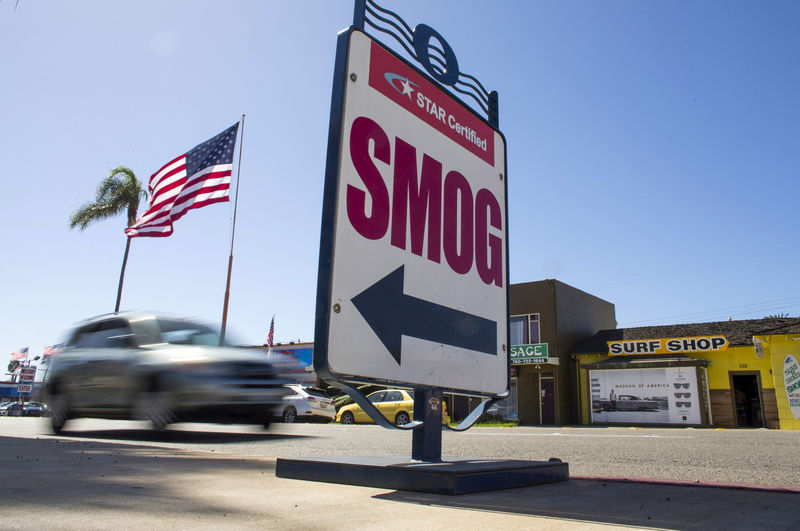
[[510, 343, 548, 365]]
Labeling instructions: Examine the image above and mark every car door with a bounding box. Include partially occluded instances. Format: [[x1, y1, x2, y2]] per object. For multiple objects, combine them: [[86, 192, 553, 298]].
[[79, 318, 138, 410], [61, 323, 104, 409], [382, 390, 405, 421], [362, 391, 386, 423]]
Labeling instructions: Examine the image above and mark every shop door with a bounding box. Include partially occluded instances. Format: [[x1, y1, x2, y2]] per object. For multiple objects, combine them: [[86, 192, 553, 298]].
[[731, 373, 763, 428], [540, 377, 555, 425]]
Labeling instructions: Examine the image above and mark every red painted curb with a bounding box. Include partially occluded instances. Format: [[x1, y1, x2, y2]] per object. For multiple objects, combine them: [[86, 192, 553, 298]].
[[571, 475, 800, 494]]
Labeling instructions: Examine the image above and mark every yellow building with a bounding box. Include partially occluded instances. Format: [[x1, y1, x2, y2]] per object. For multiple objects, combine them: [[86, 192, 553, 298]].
[[572, 318, 800, 429]]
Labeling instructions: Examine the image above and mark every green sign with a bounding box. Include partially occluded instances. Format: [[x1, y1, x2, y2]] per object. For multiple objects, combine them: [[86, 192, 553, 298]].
[[510, 343, 549, 365]]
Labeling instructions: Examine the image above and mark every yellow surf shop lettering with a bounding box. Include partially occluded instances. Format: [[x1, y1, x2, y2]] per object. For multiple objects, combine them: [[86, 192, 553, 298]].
[[608, 336, 728, 356], [665, 336, 727, 352], [608, 340, 662, 355]]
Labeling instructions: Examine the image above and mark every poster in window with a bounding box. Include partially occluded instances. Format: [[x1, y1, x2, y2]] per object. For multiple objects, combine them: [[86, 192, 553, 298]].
[[590, 367, 701, 425]]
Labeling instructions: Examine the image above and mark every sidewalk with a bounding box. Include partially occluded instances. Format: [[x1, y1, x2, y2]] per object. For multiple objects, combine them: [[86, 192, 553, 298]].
[[1, 435, 798, 530]]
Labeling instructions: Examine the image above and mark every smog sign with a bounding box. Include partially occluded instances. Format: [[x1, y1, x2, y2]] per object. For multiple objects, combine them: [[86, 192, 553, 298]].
[[315, 29, 508, 396], [20, 367, 36, 382]]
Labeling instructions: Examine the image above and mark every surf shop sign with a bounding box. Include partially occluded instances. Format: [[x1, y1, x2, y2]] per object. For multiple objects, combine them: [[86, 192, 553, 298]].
[[608, 336, 729, 356]]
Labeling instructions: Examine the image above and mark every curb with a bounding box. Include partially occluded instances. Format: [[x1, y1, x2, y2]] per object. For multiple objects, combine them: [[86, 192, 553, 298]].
[[571, 475, 800, 494]]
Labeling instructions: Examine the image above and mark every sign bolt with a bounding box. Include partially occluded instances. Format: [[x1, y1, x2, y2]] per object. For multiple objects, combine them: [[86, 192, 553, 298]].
[[350, 72, 358, 82], [333, 303, 342, 313], [502, 344, 506, 351], [499, 173, 504, 181]]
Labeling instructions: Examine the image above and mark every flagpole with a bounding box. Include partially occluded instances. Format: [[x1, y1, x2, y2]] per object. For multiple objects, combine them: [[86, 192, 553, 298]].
[[220, 114, 245, 346]]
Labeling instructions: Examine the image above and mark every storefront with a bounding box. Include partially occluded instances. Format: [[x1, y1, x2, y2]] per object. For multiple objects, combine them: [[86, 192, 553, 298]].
[[572, 318, 800, 429], [491, 279, 616, 426]]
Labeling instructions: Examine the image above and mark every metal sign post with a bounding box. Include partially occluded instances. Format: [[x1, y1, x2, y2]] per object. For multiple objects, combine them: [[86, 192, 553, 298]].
[[411, 387, 443, 462]]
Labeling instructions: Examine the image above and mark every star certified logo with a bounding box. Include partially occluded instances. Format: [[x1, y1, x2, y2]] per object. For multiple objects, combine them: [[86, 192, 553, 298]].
[[384, 72, 418, 100]]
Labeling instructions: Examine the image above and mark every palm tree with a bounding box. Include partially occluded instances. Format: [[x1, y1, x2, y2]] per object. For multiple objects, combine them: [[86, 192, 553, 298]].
[[70, 166, 147, 313]]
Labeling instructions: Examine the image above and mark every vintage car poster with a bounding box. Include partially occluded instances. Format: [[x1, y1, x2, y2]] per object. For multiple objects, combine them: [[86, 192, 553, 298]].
[[590, 367, 701, 425]]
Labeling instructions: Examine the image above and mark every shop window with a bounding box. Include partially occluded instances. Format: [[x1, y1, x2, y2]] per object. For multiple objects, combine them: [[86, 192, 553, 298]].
[[530, 314, 540, 344], [510, 314, 540, 345]]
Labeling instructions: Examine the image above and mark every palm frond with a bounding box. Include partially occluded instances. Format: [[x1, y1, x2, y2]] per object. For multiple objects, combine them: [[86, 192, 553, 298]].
[[70, 165, 146, 230]]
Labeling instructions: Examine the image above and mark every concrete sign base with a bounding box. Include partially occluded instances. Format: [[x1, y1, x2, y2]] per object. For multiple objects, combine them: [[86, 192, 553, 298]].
[[276, 456, 568, 495]]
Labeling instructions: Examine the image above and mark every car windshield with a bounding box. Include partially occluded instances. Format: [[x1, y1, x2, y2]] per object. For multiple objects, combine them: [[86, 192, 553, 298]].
[[156, 319, 221, 346]]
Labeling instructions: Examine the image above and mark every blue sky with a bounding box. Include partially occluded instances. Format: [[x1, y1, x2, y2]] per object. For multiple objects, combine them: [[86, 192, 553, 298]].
[[2, 1, 799, 373]]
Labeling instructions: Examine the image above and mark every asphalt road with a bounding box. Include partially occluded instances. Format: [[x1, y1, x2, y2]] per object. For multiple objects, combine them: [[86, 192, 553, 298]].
[[2, 417, 800, 529], [4, 417, 799, 488]]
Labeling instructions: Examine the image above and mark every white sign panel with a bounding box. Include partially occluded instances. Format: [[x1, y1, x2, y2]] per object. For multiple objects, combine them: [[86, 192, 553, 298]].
[[590, 367, 702, 425], [20, 366, 36, 383], [784, 354, 800, 420], [323, 30, 508, 395]]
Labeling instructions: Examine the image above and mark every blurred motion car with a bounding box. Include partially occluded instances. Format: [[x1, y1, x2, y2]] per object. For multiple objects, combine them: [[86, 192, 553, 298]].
[[45, 312, 291, 433], [278, 384, 335, 423], [336, 389, 450, 426]]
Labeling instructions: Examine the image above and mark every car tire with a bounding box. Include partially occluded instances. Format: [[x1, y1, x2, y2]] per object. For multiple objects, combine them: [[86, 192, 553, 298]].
[[133, 381, 175, 431], [395, 411, 411, 426], [48, 390, 70, 434], [340, 411, 355, 425], [283, 407, 297, 423]]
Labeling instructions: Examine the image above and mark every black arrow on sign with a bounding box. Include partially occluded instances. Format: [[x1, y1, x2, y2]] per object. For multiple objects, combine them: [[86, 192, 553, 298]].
[[351, 266, 497, 365]]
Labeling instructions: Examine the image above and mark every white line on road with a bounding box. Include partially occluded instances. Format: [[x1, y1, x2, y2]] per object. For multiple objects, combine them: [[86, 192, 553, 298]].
[[459, 432, 694, 439]]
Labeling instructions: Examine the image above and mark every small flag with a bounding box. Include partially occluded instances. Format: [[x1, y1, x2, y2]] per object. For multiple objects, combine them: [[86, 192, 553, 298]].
[[11, 347, 28, 360], [266, 315, 275, 354], [125, 123, 240, 237], [43, 345, 62, 357]]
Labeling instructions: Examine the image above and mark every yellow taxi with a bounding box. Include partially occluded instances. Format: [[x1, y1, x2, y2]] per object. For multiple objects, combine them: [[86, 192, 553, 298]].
[[336, 389, 450, 426]]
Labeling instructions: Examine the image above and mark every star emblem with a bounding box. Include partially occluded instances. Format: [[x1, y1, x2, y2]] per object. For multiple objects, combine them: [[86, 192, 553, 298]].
[[400, 78, 415, 99]]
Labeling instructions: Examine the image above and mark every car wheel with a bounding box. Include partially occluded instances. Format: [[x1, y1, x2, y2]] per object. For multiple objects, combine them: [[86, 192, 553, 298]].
[[133, 384, 175, 431], [340, 411, 355, 424], [395, 411, 411, 426], [48, 391, 70, 434], [283, 407, 297, 423]]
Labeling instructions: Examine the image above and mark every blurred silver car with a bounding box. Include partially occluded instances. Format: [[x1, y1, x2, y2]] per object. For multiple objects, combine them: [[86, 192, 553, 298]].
[[45, 312, 290, 433]]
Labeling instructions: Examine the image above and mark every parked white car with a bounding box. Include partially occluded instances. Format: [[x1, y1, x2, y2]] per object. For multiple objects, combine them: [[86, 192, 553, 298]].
[[278, 384, 335, 423]]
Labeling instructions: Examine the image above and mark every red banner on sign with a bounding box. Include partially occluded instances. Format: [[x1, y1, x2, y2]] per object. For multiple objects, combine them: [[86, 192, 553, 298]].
[[368, 41, 495, 166]]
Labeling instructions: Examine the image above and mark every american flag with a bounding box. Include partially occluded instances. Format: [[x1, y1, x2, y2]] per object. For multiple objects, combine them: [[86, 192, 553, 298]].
[[125, 123, 240, 237], [43, 345, 62, 357], [11, 347, 28, 360], [266, 316, 275, 353]]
